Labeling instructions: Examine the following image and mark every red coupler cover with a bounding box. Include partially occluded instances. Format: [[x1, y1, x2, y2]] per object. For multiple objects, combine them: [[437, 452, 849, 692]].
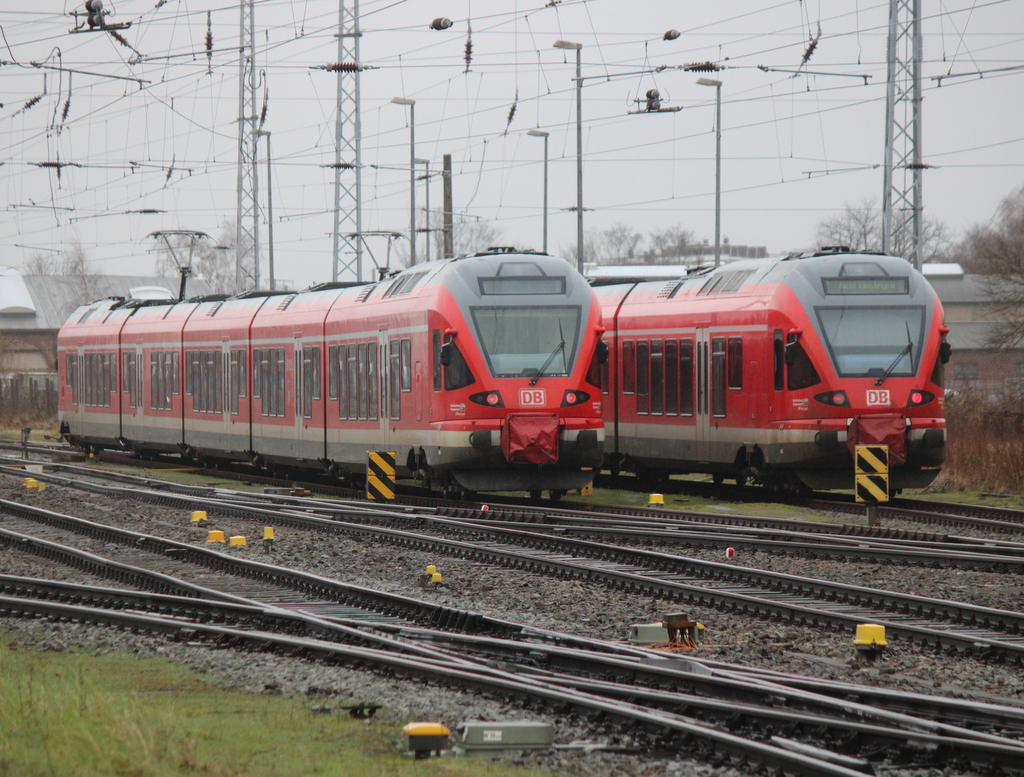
[[847, 413, 907, 466], [502, 414, 560, 465]]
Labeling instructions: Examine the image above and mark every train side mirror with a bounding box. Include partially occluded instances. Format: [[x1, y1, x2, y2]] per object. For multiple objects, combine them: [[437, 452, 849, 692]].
[[939, 341, 952, 364], [597, 340, 609, 364]]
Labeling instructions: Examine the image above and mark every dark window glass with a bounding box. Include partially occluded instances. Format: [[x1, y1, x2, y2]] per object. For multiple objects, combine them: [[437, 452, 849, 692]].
[[586, 346, 601, 389], [443, 339, 475, 391], [787, 336, 821, 390], [665, 340, 678, 416], [622, 341, 635, 394], [337, 345, 347, 419], [347, 345, 358, 420], [401, 338, 412, 392], [358, 342, 368, 420], [650, 339, 664, 415], [312, 346, 321, 401], [276, 348, 285, 417], [773, 330, 784, 391], [230, 351, 240, 415], [390, 340, 401, 419], [302, 346, 313, 418], [432, 330, 442, 392], [679, 337, 696, 415], [636, 340, 650, 414], [328, 345, 339, 400], [235, 351, 242, 399], [930, 354, 944, 388], [712, 337, 727, 417], [727, 337, 743, 389], [367, 342, 378, 420]]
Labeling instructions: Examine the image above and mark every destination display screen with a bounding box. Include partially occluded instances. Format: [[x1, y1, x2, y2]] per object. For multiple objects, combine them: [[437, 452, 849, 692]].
[[479, 276, 566, 295], [822, 277, 909, 295]]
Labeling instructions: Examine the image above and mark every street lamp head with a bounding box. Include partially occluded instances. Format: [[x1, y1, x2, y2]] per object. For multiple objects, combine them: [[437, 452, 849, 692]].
[[696, 77, 723, 87], [553, 39, 582, 50], [391, 96, 415, 105], [414, 157, 429, 165], [527, 129, 549, 137], [664, 29, 680, 41]]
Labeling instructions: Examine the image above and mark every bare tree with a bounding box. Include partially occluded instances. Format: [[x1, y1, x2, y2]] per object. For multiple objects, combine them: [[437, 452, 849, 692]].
[[962, 185, 1024, 347], [645, 224, 697, 264], [595, 223, 645, 264], [814, 198, 953, 261], [22, 239, 99, 306]]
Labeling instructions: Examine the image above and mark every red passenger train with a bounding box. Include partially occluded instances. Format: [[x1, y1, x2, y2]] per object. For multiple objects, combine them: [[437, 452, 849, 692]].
[[57, 249, 605, 498], [594, 249, 949, 491]]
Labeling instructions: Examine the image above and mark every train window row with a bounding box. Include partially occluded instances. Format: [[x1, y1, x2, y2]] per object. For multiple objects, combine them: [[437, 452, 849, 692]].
[[329, 342, 378, 421], [81, 352, 115, 408], [185, 350, 224, 414], [150, 351, 180, 411], [253, 348, 286, 417]]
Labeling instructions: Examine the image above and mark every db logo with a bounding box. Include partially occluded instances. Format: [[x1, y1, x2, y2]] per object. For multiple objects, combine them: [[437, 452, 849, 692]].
[[520, 388, 546, 406], [866, 389, 890, 406]]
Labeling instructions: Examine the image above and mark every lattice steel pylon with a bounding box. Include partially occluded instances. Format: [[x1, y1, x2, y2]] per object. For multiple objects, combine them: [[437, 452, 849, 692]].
[[881, 0, 925, 269], [235, 0, 260, 291], [330, 0, 364, 282]]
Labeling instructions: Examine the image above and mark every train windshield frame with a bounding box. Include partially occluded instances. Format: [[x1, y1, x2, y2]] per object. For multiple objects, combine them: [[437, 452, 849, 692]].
[[815, 305, 926, 379], [470, 305, 582, 378]]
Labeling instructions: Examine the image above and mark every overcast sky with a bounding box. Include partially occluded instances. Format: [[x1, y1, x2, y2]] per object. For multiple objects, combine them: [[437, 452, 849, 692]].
[[1, 1, 1021, 287]]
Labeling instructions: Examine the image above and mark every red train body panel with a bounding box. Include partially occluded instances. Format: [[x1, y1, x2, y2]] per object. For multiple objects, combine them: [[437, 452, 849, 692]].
[[596, 251, 948, 491], [57, 251, 605, 496]]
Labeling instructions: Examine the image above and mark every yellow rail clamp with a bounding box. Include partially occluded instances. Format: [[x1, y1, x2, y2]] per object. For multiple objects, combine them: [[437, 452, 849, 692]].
[[854, 623, 887, 646], [229, 535, 247, 546], [23, 478, 38, 489], [191, 510, 208, 523], [207, 530, 225, 543], [854, 444, 889, 503], [366, 451, 396, 501], [648, 493, 665, 506]]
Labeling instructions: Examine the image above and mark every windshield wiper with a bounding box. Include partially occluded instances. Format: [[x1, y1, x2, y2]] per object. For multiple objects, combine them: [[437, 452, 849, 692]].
[[875, 322, 913, 386], [530, 323, 566, 386]]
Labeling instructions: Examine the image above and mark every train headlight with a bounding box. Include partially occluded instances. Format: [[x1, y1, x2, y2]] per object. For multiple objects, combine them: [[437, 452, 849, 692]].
[[469, 390, 504, 407], [813, 390, 850, 408], [560, 389, 591, 407], [907, 390, 935, 407]]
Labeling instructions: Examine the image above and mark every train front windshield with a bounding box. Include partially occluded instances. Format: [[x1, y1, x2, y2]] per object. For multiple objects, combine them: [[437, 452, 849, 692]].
[[471, 306, 581, 378], [816, 306, 926, 379]]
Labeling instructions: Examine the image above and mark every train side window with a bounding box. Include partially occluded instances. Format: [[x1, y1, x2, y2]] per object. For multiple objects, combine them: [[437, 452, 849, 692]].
[[585, 347, 602, 390], [234, 351, 242, 399], [621, 341, 635, 394], [401, 339, 412, 392], [711, 337, 727, 417], [67, 354, 79, 405], [123, 353, 134, 409], [328, 346, 339, 401], [347, 345, 359, 420], [230, 351, 240, 415], [665, 340, 678, 416], [253, 350, 261, 399], [727, 337, 743, 389], [650, 340, 664, 415], [636, 340, 650, 414], [149, 353, 158, 410], [930, 357, 944, 388], [443, 338, 475, 391], [358, 342, 368, 420], [773, 330, 784, 390], [262, 349, 271, 411], [786, 336, 821, 391], [337, 345, 348, 420], [432, 330, 442, 392], [275, 348, 285, 417], [173, 352, 180, 396], [389, 340, 401, 420], [302, 346, 313, 418], [215, 350, 224, 413], [367, 342, 378, 420], [312, 346, 321, 401]]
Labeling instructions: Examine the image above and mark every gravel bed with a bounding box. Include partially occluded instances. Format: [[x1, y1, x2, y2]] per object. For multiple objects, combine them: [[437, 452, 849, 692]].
[[3, 476, 1024, 776]]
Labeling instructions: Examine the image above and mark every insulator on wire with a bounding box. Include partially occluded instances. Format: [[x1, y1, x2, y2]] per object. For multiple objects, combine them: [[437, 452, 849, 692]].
[[85, 0, 104, 27], [464, 21, 473, 72], [645, 88, 661, 112], [61, 96, 71, 123], [319, 62, 362, 72], [22, 95, 42, 112], [430, 17, 453, 30], [684, 61, 721, 72], [206, 10, 213, 72], [802, 36, 819, 65]]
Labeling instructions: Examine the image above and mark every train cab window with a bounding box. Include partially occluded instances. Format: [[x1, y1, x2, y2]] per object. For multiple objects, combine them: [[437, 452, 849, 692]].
[[786, 336, 821, 391], [401, 338, 412, 392], [711, 337, 727, 417], [680, 339, 694, 416], [727, 337, 743, 390], [664, 340, 678, 416], [650, 340, 664, 415], [621, 341, 635, 394], [442, 338, 475, 391], [358, 342, 368, 420], [636, 341, 650, 414], [432, 330, 442, 391], [773, 330, 784, 390], [389, 340, 401, 420]]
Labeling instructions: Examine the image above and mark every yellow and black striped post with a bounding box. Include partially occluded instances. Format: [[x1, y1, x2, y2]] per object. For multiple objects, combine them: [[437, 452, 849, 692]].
[[855, 444, 888, 527], [366, 451, 396, 501]]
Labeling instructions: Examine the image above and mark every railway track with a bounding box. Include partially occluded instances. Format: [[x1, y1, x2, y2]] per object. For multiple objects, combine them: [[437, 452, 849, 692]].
[[4, 513, 1024, 777], [5, 466, 1024, 664]]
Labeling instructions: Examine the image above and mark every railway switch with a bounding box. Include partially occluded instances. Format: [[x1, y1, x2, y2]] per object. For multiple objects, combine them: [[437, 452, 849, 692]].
[[229, 535, 247, 546], [207, 530, 225, 543], [401, 722, 450, 759], [854, 623, 887, 664], [263, 526, 274, 553]]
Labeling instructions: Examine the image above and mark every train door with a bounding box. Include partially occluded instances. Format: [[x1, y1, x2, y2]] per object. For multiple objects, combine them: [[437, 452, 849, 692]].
[[295, 336, 325, 462], [695, 328, 711, 460], [121, 343, 144, 443]]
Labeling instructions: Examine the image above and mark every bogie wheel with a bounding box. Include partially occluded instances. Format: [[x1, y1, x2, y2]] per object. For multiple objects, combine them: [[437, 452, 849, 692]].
[[712, 473, 725, 486], [529, 490, 543, 501], [549, 489, 566, 503]]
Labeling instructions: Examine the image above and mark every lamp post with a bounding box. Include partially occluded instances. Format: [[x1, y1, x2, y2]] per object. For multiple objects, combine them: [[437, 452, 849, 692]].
[[553, 40, 583, 273], [527, 129, 549, 254], [696, 77, 722, 267], [415, 157, 430, 263], [391, 97, 416, 265]]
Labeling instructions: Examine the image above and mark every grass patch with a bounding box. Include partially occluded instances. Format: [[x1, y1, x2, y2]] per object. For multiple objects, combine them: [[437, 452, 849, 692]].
[[0, 633, 550, 777]]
